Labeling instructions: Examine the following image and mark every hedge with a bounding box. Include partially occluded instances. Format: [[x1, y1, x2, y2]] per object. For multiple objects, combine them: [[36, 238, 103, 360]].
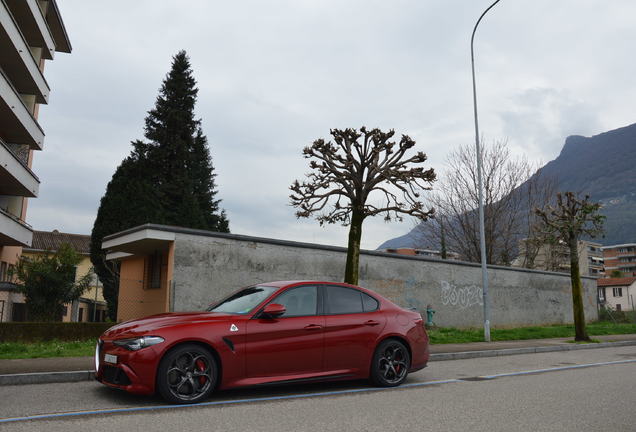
[[0, 322, 114, 343]]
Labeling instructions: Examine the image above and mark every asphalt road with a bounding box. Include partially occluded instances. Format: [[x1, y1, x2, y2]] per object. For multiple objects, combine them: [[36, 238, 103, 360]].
[[1, 346, 635, 431]]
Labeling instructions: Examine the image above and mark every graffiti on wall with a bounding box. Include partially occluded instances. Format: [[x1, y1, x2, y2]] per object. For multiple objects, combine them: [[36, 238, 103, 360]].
[[441, 280, 483, 309]]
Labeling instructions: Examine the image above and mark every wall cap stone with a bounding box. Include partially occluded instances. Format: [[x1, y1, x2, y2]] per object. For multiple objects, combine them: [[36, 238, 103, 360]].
[[104, 223, 597, 280]]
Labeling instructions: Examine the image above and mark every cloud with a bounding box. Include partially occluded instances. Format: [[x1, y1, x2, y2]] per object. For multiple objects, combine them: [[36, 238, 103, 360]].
[[26, 0, 636, 250], [498, 87, 602, 163]]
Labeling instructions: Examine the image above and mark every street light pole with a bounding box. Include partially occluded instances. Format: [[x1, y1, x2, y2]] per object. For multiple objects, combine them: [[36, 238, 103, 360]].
[[471, 0, 503, 342]]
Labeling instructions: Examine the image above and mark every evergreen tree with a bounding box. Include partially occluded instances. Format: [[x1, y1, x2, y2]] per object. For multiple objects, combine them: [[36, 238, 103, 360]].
[[90, 51, 229, 320]]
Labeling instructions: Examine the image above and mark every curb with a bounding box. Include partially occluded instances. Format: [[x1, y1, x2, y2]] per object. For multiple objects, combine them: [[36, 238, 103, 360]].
[[0, 370, 94, 386], [1, 340, 635, 386], [429, 340, 636, 361]]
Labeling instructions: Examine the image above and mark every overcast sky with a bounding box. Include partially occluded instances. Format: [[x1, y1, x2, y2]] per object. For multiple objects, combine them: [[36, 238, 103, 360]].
[[29, 0, 636, 250]]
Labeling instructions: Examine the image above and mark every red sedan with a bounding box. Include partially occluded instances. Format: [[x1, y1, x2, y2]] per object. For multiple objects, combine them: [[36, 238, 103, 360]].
[[95, 281, 429, 403]]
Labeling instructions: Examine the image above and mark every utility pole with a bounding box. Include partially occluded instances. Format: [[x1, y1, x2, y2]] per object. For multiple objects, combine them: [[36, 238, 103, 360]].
[[471, 0, 503, 342]]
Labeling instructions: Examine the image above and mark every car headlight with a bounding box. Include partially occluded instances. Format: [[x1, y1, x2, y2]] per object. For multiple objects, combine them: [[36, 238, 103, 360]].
[[113, 336, 165, 351]]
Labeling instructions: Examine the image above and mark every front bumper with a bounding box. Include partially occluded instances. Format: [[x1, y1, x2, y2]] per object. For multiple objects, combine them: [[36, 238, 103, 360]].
[[95, 339, 159, 395]]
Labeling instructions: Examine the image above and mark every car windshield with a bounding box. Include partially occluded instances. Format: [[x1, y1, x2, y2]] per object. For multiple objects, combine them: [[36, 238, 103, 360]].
[[207, 285, 279, 315]]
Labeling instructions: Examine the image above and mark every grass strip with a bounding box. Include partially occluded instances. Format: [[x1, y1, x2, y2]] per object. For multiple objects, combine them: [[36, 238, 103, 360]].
[[429, 322, 636, 344], [0, 339, 96, 360]]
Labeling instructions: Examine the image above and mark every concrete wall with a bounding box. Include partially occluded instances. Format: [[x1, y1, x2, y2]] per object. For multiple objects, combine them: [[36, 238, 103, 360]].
[[170, 231, 598, 328]]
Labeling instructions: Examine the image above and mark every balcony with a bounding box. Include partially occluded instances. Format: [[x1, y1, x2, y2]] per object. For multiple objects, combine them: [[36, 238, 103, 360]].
[[0, 0, 50, 103], [4, 0, 56, 60], [0, 138, 38, 197], [0, 206, 32, 246], [43, 0, 71, 54], [0, 68, 44, 149]]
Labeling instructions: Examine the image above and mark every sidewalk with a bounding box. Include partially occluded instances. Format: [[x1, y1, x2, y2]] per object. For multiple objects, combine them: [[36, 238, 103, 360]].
[[1, 334, 635, 385]]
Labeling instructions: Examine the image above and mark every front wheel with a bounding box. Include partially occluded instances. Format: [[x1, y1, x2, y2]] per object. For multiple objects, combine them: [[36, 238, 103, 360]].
[[156, 344, 217, 404], [370, 339, 410, 387]]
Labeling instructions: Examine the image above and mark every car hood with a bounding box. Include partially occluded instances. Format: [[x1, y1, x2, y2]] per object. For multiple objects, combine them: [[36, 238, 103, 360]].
[[102, 312, 241, 338]]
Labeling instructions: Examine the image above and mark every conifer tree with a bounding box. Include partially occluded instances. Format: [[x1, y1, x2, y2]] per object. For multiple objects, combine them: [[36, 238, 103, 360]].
[[91, 51, 228, 319]]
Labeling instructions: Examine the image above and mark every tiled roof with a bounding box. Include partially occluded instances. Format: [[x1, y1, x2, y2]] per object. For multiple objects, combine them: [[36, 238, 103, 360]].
[[23, 230, 90, 255], [597, 277, 636, 287]]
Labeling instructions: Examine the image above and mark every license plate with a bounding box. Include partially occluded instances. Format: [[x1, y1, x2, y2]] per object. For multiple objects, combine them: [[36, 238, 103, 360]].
[[104, 354, 117, 364]]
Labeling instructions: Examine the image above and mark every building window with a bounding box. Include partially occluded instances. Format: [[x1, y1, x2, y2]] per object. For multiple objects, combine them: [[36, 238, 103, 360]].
[[613, 287, 623, 297], [616, 304, 622, 312], [598, 288, 605, 302], [145, 251, 162, 290], [78, 308, 83, 322]]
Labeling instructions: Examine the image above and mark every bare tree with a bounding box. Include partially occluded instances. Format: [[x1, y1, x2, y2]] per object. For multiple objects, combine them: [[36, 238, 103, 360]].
[[290, 127, 436, 284], [535, 192, 604, 341], [414, 140, 552, 265]]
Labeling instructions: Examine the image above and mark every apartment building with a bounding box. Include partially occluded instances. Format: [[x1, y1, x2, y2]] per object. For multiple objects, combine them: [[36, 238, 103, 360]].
[[0, 1, 71, 275], [603, 244, 636, 277], [513, 239, 604, 277]]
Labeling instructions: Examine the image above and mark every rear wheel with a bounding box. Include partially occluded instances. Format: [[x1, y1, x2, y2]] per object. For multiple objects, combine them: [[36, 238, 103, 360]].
[[156, 344, 217, 403], [370, 339, 410, 387]]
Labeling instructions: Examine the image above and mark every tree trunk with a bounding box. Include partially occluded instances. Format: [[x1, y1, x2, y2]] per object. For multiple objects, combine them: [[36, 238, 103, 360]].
[[568, 236, 590, 341], [440, 219, 447, 259], [344, 209, 364, 285]]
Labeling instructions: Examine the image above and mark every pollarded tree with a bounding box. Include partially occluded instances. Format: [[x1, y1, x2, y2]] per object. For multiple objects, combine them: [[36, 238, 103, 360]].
[[535, 192, 604, 341], [290, 127, 436, 285]]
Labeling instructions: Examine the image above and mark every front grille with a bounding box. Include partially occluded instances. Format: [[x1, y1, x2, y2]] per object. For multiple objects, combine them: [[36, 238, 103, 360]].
[[102, 365, 131, 386]]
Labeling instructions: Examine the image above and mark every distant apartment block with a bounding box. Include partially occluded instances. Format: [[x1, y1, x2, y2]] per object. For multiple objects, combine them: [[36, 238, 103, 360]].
[[513, 239, 604, 277], [0, 0, 71, 276], [603, 244, 636, 277], [597, 277, 636, 312], [381, 248, 460, 260]]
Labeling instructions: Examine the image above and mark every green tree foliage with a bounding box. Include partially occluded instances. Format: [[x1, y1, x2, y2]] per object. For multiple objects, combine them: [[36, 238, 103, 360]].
[[11, 243, 91, 322], [290, 127, 435, 285], [535, 192, 605, 341], [90, 51, 229, 320]]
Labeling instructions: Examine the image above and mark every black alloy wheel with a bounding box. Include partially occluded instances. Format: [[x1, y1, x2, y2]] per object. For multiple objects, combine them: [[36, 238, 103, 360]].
[[370, 339, 410, 387], [157, 344, 217, 403]]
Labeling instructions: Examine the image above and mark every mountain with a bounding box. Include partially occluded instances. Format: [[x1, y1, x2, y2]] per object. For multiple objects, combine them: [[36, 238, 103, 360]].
[[378, 122, 636, 249]]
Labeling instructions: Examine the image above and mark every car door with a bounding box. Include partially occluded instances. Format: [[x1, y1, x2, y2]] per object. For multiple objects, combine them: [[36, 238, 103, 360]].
[[245, 285, 324, 378], [322, 285, 386, 374]]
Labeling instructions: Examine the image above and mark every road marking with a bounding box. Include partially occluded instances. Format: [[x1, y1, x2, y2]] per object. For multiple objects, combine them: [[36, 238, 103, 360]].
[[1, 359, 635, 424], [476, 358, 636, 379]]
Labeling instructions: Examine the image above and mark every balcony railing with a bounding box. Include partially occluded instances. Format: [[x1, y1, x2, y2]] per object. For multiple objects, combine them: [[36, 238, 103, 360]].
[[0, 205, 31, 229], [1, 0, 51, 96], [0, 67, 45, 149]]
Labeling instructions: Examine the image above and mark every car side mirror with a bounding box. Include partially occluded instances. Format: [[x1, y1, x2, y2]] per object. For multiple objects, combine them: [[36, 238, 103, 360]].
[[262, 303, 286, 319]]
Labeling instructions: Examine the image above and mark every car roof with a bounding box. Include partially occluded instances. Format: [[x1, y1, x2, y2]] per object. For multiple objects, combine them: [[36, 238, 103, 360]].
[[257, 280, 331, 288], [259, 280, 372, 291]]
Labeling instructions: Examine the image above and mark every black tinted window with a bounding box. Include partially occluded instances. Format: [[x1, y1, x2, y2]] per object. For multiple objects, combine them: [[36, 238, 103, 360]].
[[271, 286, 318, 317], [362, 293, 379, 312], [208, 285, 278, 314], [325, 286, 363, 314]]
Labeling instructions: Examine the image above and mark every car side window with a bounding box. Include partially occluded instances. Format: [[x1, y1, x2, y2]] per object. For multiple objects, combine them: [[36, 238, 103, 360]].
[[362, 292, 379, 312], [324, 286, 364, 315], [269, 285, 318, 317]]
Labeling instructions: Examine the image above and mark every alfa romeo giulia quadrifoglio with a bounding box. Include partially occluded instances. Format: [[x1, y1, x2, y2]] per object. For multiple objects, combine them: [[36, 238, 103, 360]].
[[95, 281, 429, 403]]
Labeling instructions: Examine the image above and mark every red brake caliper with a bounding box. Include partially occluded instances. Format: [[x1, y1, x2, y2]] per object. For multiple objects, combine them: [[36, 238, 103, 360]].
[[196, 359, 206, 385]]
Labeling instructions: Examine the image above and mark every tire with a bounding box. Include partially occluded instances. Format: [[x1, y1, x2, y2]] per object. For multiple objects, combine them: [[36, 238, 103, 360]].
[[370, 339, 411, 387], [156, 344, 218, 404]]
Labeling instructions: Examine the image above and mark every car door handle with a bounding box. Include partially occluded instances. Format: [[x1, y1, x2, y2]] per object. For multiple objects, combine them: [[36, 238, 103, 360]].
[[304, 324, 322, 330], [364, 320, 380, 326]]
